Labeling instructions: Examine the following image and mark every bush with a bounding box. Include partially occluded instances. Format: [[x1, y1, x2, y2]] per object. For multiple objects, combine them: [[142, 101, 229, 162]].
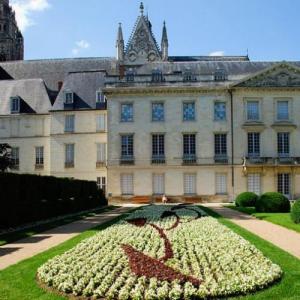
[[235, 192, 258, 207], [0, 173, 107, 229], [291, 200, 300, 224], [255, 192, 291, 213]]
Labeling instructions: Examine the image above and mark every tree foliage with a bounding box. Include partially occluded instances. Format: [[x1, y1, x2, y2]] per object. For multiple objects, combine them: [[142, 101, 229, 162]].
[[0, 143, 12, 172]]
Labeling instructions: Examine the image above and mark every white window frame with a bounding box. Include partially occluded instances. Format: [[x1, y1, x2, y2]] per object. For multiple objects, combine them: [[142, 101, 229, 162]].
[[276, 100, 289, 121], [65, 144, 75, 165], [64, 91, 74, 104], [214, 101, 227, 121], [248, 173, 261, 195], [96, 90, 106, 103], [278, 173, 291, 199], [96, 114, 106, 132], [121, 174, 134, 195], [216, 173, 227, 195], [96, 143, 106, 163], [10, 97, 20, 114], [35, 146, 44, 166], [153, 174, 165, 195], [97, 177, 106, 193], [184, 173, 196, 195], [11, 147, 19, 168], [246, 100, 260, 121], [65, 115, 75, 133]]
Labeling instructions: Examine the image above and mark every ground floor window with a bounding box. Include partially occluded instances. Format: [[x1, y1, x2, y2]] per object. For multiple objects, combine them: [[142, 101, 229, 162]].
[[248, 173, 261, 195], [184, 173, 196, 195], [278, 173, 290, 198], [153, 174, 165, 195], [97, 177, 106, 194], [216, 173, 227, 195], [121, 174, 133, 195]]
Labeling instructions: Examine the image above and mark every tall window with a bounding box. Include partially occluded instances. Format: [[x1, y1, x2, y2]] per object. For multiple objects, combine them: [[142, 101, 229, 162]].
[[152, 103, 164, 121], [277, 101, 289, 120], [152, 134, 165, 163], [215, 134, 227, 157], [11, 147, 19, 169], [248, 132, 260, 157], [96, 91, 106, 103], [65, 144, 75, 167], [97, 177, 106, 194], [96, 114, 106, 132], [65, 115, 75, 133], [278, 173, 290, 198], [184, 174, 196, 195], [96, 143, 106, 164], [152, 69, 163, 82], [121, 174, 133, 195], [121, 135, 134, 158], [278, 132, 290, 157], [10, 97, 20, 114], [247, 101, 259, 121], [248, 174, 261, 195], [153, 174, 165, 195], [183, 134, 196, 157], [35, 146, 44, 166], [214, 102, 226, 121], [216, 174, 227, 195], [183, 102, 195, 121], [64, 92, 74, 104], [121, 103, 133, 122]]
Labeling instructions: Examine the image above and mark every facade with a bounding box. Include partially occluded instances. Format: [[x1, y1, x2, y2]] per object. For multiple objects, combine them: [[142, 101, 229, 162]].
[[1, 2, 300, 202]]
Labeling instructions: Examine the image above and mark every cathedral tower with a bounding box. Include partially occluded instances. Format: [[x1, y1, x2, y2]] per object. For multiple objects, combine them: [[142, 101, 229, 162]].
[[0, 0, 24, 61]]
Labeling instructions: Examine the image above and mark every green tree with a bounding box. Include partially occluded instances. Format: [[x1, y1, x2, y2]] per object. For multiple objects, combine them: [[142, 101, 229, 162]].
[[0, 143, 12, 172]]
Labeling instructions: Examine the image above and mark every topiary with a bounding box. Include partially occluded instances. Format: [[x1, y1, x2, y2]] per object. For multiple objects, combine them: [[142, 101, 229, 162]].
[[235, 192, 258, 207], [255, 192, 291, 213], [291, 200, 300, 224]]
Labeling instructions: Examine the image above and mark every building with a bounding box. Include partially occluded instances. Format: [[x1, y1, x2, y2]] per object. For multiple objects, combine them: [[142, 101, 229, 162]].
[[1, 2, 300, 203]]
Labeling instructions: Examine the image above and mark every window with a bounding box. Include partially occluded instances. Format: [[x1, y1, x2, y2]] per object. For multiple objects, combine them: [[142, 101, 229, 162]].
[[121, 135, 134, 159], [96, 143, 106, 164], [121, 174, 133, 195], [214, 102, 226, 121], [97, 177, 106, 194], [214, 68, 227, 81], [153, 174, 165, 195], [64, 92, 74, 104], [65, 115, 75, 133], [152, 69, 163, 82], [278, 173, 290, 198], [183, 71, 196, 82], [215, 134, 227, 156], [152, 103, 164, 121], [96, 114, 106, 132], [277, 101, 289, 120], [184, 174, 196, 195], [121, 103, 133, 122], [10, 97, 20, 114], [152, 134, 165, 162], [278, 132, 290, 157], [248, 174, 261, 195], [11, 147, 19, 169], [65, 144, 74, 167], [248, 132, 260, 157], [183, 134, 196, 157], [216, 174, 227, 195], [183, 102, 195, 121], [126, 69, 135, 82], [96, 91, 106, 103], [35, 146, 44, 166], [247, 101, 259, 121]]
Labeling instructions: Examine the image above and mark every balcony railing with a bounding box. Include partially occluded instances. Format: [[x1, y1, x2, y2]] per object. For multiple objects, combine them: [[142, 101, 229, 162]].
[[182, 154, 197, 165], [278, 155, 294, 164], [120, 155, 135, 165], [151, 155, 165, 164], [214, 155, 228, 164]]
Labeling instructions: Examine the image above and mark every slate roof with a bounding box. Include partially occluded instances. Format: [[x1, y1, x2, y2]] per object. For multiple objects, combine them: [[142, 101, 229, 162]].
[[0, 79, 52, 115]]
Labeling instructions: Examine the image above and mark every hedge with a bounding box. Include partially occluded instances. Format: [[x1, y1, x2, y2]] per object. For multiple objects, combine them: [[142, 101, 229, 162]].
[[255, 192, 290, 213], [0, 173, 107, 229], [235, 192, 258, 207], [291, 200, 300, 224]]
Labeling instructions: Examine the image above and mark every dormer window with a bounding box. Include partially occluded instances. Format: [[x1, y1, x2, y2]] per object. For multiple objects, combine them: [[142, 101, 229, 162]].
[[126, 69, 135, 82], [214, 68, 227, 81], [10, 96, 20, 114], [152, 69, 164, 83], [183, 70, 196, 82], [64, 91, 74, 104], [96, 91, 106, 103]]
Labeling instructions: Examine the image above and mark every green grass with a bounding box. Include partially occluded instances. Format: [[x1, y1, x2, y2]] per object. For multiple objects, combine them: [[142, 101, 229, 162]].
[[0, 206, 117, 246], [227, 205, 300, 234], [0, 205, 299, 300]]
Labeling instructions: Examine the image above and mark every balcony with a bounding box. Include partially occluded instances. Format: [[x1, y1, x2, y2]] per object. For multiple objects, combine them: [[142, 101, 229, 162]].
[[182, 154, 197, 165], [96, 161, 106, 168], [120, 155, 135, 165], [277, 155, 294, 165], [151, 155, 165, 164], [214, 155, 228, 164], [248, 154, 265, 164]]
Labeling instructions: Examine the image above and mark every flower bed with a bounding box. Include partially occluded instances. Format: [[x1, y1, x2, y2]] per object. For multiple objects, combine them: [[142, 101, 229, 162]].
[[37, 205, 282, 299]]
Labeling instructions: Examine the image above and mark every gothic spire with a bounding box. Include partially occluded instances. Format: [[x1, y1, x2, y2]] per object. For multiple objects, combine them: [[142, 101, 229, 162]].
[[140, 2, 144, 15], [116, 23, 124, 61], [161, 21, 168, 61]]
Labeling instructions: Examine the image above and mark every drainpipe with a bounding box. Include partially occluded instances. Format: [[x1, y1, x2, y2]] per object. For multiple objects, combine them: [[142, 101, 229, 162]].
[[229, 89, 235, 200]]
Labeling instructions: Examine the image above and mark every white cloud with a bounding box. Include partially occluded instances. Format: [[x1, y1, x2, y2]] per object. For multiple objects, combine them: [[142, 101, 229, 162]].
[[72, 40, 91, 56], [209, 51, 225, 56], [11, 0, 51, 31]]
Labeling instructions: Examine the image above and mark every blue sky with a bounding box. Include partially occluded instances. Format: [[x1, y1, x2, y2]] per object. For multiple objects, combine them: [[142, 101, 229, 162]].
[[11, 0, 300, 61]]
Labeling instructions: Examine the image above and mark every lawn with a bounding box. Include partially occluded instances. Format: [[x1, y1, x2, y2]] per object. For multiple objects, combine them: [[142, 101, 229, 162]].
[[0, 205, 299, 300], [226, 205, 300, 234]]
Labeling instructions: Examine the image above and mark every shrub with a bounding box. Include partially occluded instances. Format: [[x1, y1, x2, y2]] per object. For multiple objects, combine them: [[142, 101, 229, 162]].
[[235, 192, 258, 207], [255, 192, 290, 213], [291, 200, 300, 224]]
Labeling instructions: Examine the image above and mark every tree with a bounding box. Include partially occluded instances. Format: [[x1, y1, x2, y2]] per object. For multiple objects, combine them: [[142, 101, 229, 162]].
[[0, 143, 12, 172]]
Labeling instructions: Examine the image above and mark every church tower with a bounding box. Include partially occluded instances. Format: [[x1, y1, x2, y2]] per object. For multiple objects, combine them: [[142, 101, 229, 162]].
[[0, 0, 24, 62]]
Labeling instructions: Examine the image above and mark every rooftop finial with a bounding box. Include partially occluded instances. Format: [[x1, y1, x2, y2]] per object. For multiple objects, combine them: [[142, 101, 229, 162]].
[[140, 2, 144, 15]]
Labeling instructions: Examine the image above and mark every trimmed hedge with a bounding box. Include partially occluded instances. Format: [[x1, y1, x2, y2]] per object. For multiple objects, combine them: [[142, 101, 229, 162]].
[[0, 173, 107, 229], [255, 192, 290, 213], [291, 200, 300, 224], [235, 192, 258, 207]]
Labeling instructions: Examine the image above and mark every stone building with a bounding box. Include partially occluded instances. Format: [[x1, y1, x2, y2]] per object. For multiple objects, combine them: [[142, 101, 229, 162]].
[[1, 2, 300, 202]]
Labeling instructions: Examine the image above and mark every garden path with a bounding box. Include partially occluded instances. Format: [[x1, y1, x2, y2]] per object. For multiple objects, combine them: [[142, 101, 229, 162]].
[[0, 205, 140, 270], [203, 203, 300, 259]]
